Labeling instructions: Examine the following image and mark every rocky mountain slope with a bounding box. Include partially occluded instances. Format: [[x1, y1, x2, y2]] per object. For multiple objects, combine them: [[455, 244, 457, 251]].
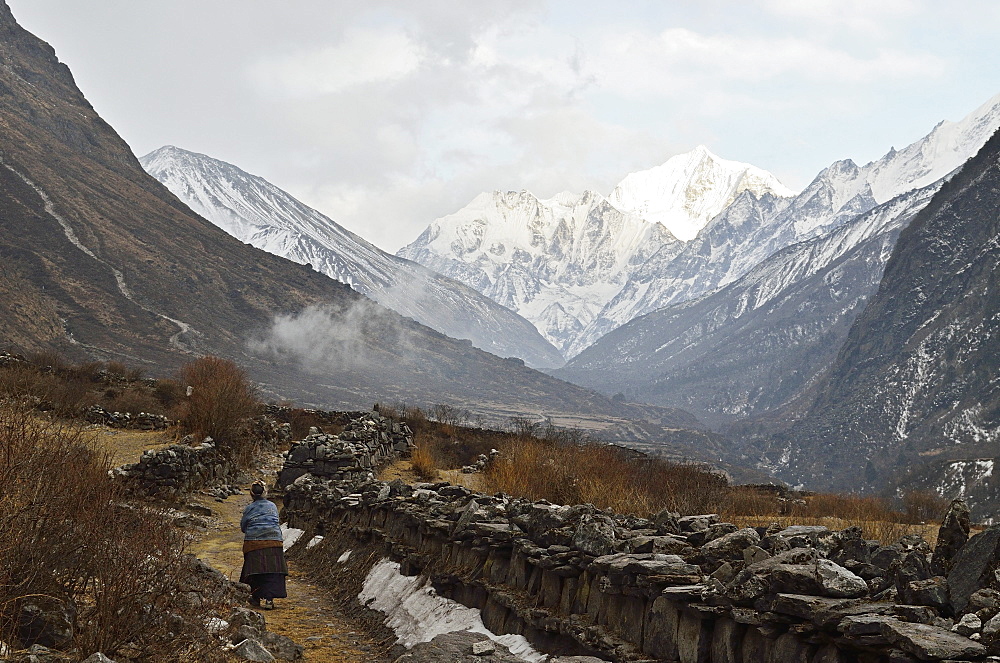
[[0, 0, 707, 440], [738, 126, 1000, 501], [140, 146, 564, 369], [398, 148, 794, 355], [398, 189, 683, 355], [556, 183, 939, 424]]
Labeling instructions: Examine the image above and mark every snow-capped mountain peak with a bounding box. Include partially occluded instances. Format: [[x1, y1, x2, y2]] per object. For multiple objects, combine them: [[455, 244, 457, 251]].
[[397, 188, 680, 355], [608, 145, 796, 241], [141, 146, 566, 368]]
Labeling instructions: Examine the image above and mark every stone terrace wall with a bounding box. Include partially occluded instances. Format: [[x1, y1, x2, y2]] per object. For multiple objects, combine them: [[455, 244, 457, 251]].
[[114, 416, 291, 498], [280, 415, 1000, 663]]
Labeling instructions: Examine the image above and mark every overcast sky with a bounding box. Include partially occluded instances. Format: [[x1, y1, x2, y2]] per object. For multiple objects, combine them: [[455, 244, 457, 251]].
[[8, 1, 1000, 252]]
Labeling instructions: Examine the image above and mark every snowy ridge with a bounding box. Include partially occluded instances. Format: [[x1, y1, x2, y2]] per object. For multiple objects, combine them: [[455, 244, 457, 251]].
[[398, 189, 681, 354], [558, 183, 940, 420], [608, 145, 795, 241], [141, 146, 565, 369], [566, 94, 1000, 356]]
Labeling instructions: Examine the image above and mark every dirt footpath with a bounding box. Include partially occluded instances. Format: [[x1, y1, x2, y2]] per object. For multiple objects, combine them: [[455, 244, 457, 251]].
[[150, 445, 389, 663]]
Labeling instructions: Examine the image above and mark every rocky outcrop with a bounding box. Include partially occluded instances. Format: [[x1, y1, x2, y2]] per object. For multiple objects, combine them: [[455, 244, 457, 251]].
[[279, 413, 996, 662]]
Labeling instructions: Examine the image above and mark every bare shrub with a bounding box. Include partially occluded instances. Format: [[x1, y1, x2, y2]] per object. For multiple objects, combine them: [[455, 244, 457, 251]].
[[25, 349, 67, 373], [151, 378, 186, 414], [429, 404, 470, 427], [178, 356, 259, 446], [901, 490, 950, 524], [0, 404, 226, 660]]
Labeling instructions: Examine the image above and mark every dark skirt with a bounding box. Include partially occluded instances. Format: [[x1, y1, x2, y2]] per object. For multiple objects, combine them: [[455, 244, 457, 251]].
[[240, 547, 288, 600]]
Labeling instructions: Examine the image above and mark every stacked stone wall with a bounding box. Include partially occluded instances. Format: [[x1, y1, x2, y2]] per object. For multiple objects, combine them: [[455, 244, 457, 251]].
[[114, 416, 291, 498], [280, 414, 1000, 663]]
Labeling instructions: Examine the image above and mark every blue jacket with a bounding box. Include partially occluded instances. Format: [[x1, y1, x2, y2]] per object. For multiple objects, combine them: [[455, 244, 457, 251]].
[[241, 498, 283, 541]]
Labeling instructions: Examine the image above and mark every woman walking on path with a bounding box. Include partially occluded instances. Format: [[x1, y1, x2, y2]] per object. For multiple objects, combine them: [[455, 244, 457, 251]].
[[240, 481, 288, 609]]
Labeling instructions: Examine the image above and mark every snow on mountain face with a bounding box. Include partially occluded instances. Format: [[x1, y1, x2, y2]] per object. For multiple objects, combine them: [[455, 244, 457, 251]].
[[866, 92, 1000, 204], [397, 189, 680, 355], [568, 95, 1000, 356], [608, 145, 795, 241], [557, 183, 940, 423], [140, 146, 565, 369]]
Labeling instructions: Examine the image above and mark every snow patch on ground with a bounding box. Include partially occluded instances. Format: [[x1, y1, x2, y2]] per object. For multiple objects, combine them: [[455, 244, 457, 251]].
[[307, 535, 325, 549], [280, 523, 304, 551], [359, 558, 545, 662], [336, 549, 352, 563]]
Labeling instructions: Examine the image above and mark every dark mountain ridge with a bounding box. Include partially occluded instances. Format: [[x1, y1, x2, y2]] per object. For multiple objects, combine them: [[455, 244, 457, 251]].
[[738, 127, 1000, 502], [554, 183, 938, 426]]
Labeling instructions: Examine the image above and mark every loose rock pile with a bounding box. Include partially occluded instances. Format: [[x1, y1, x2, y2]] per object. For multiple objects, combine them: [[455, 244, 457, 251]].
[[280, 414, 1000, 662], [462, 449, 500, 474], [276, 412, 413, 489]]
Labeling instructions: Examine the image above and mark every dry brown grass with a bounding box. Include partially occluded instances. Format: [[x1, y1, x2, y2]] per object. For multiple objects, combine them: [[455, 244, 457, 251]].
[[382, 404, 949, 545], [483, 434, 728, 515], [721, 486, 947, 544], [409, 442, 439, 481]]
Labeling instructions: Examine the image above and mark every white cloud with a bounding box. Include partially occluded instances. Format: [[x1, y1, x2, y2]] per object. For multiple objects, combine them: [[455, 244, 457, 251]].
[[248, 27, 425, 98], [761, 0, 919, 36], [592, 27, 945, 98]]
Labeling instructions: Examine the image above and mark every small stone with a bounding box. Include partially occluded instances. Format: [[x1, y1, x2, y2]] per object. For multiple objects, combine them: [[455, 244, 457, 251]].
[[81, 655, 117, 663], [471, 639, 496, 655], [232, 638, 276, 662], [744, 545, 770, 565], [953, 612, 982, 637]]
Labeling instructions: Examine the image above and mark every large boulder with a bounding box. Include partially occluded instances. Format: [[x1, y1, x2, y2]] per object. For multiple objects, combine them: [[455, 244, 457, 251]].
[[701, 528, 760, 562], [948, 526, 1000, 614], [931, 499, 971, 576], [726, 549, 868, 604]]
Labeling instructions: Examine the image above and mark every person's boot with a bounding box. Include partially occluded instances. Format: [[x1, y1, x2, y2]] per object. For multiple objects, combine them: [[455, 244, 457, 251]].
[[264, 599, 275, 610]]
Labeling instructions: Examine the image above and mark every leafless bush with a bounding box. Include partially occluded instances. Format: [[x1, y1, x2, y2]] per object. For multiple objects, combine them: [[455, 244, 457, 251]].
[[0, 403, 227, 660], [429, 403, 471, 427], [178, 356, 259, 449], [901, 490, 950, 524]]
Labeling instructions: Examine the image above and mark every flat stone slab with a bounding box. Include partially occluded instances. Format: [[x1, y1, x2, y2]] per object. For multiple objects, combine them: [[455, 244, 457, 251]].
[[771, 594, 895, 628], [844, 616, 987, 661], [776, 525, 830, 537]]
